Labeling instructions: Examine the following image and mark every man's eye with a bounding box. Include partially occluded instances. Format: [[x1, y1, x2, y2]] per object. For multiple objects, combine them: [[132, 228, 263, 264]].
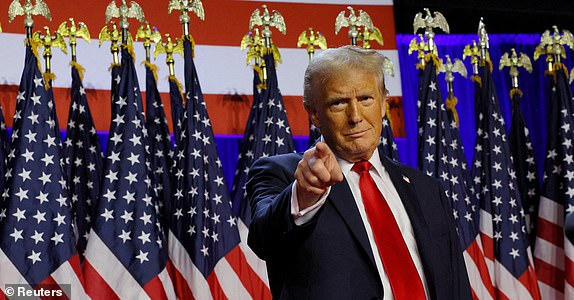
[[330, 101, 346, 111]]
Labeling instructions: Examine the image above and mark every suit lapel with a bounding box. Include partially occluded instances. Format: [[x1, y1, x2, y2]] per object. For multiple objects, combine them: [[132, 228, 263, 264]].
[[379, 155, 429, 243], [329, 179, 377, 266]]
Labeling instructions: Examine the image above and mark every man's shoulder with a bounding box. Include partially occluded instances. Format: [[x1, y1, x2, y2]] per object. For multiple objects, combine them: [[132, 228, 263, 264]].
[[382, 156, 441, 187], [251, 152, 303, 172]]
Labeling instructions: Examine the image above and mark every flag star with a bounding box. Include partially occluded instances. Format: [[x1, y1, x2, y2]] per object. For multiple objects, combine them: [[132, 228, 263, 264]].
[[509, 248, 520, 259], [53, 213, 66, 226], [201, 245, 209, 256], [140, 212, 152, 225], [118, 230, 131, 243], [21, 148, 34, 161], [105, 170, 119, 183], [135, 250, 149, 263], [40, 153, 54, 166], [120, 210, 134, 223], [110, 132, 123, 145], [129, 133, 142, 146], [123, 191, 136, 204], [38, 172, 51, 185], [127, 152, 140, 165], [125, 172, 138, 184], [56, 194, 68, 207], [33, 210, 47, 224], [51, 232, 64, 245], [36, 191, 49, 204], [43, 135, 56, 147], [138, 231, 151, 245], [28, 112, 40, 124], [101, 208, 114, 221], [227, 216, 237, 227], [28, 250, 42, 264], [509, 231, 519, 241], [174, 209, 183, 219], [10, 228, 24, 242], [18, 168, 32, 182], [30, 230, 44, 244], [109, 151, 121, 164], [103, 189, 116, 202]]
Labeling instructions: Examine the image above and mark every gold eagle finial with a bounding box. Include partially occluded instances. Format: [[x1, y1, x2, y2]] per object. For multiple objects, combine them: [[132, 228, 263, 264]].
[[335, 6, 374, 46], [297, 28, 328, 61]]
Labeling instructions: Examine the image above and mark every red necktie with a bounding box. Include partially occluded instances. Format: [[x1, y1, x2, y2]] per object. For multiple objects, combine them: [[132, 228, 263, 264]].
[[352, 161, 426, 300]]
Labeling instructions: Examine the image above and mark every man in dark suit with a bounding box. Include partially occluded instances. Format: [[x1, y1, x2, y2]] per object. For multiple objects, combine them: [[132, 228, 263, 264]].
[[247, 46, 472, 299]]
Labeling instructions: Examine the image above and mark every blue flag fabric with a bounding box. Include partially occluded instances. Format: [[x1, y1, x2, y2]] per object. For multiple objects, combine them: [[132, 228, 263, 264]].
[[0, 46, 80, 286], [62, 63, 104, 259], [231, 53, 295, 225], [144, 63, 173, 233], [379, 114, 400, 161], [508, 89, 540, 243]]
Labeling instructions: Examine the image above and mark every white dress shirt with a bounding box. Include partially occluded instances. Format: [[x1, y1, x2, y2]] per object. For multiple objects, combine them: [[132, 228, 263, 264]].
[[291, 148, 429, 299]]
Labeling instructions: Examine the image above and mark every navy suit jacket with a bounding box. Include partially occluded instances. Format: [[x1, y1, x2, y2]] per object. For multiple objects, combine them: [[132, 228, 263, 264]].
[[247, 151, 472, 300]]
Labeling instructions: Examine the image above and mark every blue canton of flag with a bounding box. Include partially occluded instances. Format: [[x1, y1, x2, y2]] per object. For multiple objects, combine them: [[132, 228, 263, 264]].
[[83, 48, 174, 299], [417, 56, 494, 297], [379, 114, 400, 161], [533, 63, 574, 299], [144, 62, 173, 235], [0, 45, 85, 297], [472, 61, 540, 299], [231, 53, 295, 225], [62, 62, 104, 260], [508, 88, 540, 244]]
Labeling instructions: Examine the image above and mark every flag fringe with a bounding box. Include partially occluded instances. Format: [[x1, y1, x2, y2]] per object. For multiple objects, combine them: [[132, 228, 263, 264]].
[[143, 61, 159, 82], [43, 72, 56, 89], [446, 95, 460, 127], [509, 87, 522, 99], [71, 61, 86, 81]]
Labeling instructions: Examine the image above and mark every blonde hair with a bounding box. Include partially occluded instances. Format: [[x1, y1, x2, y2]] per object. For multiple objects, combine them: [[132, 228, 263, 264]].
[[303, 45, 388, 109]]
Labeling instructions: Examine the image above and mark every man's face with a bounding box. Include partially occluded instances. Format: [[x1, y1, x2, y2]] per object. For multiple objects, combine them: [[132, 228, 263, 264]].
[[309, 68, 385, 162]]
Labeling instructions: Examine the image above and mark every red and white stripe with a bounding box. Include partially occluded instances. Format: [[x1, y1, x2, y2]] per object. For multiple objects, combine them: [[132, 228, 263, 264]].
[[83, 231, 176, 300], [168, 230, 272, 300], [0, 0, 401, 138], [534, 195, 574, 300], [480, 208, 541, 300], [0, 248, 87, 299]]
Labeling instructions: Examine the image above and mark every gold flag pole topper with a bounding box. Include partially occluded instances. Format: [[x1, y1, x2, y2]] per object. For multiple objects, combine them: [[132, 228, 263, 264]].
[[499, 48, 532, 92], [477, 18, 490, 66], [154, 33, 184, 77], [136, 22, 161, 62], [241, 29, 266, 87], [463, 40, 480, 76], [99, 22, 121, 65], [335, 6, 373, 46], [246, 4, 286, 87], [439, 55, 467, 126], [413, 8, 449, 57], [8, 0, 51, 38], [296, 27, 327, 62], [533, 26, 574, 74], [32, 26, 68, 87], [439, 54, 468, 98], [358, 25, 383, 50], [105, 0, 145, 46], [58, 18, 91, 62], [408, 34, 427, 69], [168, 0, 204, 41]]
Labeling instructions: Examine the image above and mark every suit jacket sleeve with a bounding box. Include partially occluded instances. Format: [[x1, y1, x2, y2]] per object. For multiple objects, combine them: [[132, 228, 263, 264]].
[[246, 153, 317, 261]]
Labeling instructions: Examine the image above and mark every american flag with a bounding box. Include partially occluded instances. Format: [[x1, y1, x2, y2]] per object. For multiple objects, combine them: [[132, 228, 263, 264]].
[[144, 62, 173, 234], [231, 53, 295, 224], [109, 64, 121, 131], [508, 88, 540, 245], [533, 63, 574, 299], [0, 45, 86, 298], [167, 37, 271, 299], [230, 51, 296, 299], [417, 57, 495, 299], [62, 62, 104, 260], [379, 114, 400, 161], [471, 61, 540, 299], [83, 48, 175, 299]]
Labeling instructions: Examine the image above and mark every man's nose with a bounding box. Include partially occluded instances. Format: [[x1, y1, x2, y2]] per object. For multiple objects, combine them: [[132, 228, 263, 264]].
[[347, 99, 362, 124]]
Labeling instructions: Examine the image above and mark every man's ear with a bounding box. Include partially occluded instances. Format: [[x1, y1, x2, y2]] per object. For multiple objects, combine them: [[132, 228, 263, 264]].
[[308, 107, 321, 129]]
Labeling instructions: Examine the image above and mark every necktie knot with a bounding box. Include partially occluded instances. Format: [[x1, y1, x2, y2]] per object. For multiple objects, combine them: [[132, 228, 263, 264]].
[[352, 160, 372, 174]]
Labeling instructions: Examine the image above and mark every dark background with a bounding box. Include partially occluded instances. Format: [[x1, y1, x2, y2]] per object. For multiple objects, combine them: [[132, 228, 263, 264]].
[[393, 1, 574, 34]]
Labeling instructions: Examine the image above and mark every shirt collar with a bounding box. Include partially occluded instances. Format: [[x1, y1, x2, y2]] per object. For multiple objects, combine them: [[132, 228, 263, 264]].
[[338, 147, 385, 178]]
